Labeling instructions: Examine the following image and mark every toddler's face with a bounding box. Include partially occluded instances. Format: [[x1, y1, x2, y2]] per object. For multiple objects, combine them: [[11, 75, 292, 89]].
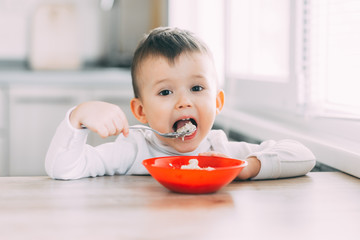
[[131, 52, 224, 153]]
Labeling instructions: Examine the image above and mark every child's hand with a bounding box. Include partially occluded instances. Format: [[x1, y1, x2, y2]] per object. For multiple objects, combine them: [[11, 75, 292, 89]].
[[70, 101, 129, 138], [236, 156, 261, 180], [198, 151, 228, 158], [198, 152, 261, 180]]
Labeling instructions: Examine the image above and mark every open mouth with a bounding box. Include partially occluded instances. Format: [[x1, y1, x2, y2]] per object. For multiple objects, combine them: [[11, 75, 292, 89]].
[[172, 118, 197, 133]]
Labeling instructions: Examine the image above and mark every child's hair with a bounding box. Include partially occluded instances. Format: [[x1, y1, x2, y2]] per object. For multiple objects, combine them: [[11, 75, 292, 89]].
[[131, 27, 212, 99]]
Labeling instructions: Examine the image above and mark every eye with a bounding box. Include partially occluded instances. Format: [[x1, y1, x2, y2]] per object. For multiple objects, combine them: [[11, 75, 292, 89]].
[[191, 85, 204, 92], [159, 89, 173, 96]]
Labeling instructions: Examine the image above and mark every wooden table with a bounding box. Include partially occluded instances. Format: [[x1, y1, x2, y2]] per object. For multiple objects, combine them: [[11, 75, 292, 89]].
[[0, 172, 359, 240]]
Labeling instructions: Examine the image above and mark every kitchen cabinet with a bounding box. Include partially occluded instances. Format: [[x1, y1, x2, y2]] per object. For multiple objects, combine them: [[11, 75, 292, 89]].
[[0, 69, 136, 176], [0, 138, 6, 176], [7, 84, 137, 176], [8, 85, 85, 176], [0, 87, 8, 176]]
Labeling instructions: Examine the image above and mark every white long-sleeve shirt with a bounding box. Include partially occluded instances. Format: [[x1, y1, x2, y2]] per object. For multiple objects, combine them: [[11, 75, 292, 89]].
[[45, 110, 316, 180]]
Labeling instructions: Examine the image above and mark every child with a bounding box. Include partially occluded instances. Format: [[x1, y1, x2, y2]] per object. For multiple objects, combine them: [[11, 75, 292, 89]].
[[45, 27, 316, 180]]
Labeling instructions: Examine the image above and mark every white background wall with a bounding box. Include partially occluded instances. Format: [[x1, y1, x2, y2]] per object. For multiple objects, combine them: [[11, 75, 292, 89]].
[[0, 0, 164, 63]]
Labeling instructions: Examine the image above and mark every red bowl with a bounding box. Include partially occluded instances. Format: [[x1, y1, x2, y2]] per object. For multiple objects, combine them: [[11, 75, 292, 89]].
[[142, 156, 247, 194]]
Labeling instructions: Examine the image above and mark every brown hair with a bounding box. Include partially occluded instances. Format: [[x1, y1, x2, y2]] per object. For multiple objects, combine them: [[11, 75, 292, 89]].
[[131, 27, 211, 98]]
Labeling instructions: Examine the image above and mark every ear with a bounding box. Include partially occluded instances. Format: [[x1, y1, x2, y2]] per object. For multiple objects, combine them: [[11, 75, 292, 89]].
[[215, 89, 225, 115], [130, 98, 148, 124]]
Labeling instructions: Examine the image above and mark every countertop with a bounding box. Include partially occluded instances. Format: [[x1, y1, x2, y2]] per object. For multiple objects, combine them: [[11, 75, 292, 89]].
[[0, 172, 359, 240], [0, 67, 131, 86]]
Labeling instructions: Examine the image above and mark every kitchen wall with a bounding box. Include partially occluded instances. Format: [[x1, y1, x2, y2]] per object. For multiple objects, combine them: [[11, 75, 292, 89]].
[[0, 0, 168, 67], [0, 0, 101, 62]]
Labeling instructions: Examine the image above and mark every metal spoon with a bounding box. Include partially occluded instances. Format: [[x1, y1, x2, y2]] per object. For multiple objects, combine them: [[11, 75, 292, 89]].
[[81, 124, 195, 138], [129, 125, 195, 138]]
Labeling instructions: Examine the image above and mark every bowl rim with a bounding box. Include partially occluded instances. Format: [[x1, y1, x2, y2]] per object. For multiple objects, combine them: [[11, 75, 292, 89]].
[[142, 155, 248, 170]]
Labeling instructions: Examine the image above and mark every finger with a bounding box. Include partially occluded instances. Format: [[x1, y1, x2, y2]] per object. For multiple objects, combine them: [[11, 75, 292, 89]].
[[95, 125, 110, 138], [104, 121, 118, 136], [117, 111, 129, 137], [112, 119, 121, 136], [199, 152, 228, 158], [111, 113, 128, 136], [213, 153, 228, 158], [199, 151, 218, 156], [111, 118, 123, 136], [198, 152, 211, 156], [109, 125, 118, 136]]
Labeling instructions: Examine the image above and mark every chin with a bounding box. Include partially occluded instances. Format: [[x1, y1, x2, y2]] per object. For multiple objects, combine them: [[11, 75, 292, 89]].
[[173, 143, 198, 153]]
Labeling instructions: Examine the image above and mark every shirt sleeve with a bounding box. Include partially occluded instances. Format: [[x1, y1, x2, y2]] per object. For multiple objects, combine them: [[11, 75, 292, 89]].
[[209, 130, 316, 180], [247, 139, 316, 180]]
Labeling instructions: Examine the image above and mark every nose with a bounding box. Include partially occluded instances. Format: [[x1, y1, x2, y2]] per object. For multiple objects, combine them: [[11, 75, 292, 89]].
[[175, 92, 192, 109]]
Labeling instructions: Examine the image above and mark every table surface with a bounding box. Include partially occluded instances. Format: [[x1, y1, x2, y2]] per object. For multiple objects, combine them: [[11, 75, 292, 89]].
[[0, 172, 359, 240]]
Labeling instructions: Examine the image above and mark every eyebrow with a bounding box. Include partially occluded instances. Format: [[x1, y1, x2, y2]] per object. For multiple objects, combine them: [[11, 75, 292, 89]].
[[153, 78, 170, 87], [152, 74, 208, 88], [192, 74, 207, 79]]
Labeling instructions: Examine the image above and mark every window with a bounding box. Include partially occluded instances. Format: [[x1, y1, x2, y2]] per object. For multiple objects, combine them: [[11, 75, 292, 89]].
[[304, 0, 360, 118], [223, 0, 299, 113], [227, 0, 290, 82], [225, 0, 360, 119]]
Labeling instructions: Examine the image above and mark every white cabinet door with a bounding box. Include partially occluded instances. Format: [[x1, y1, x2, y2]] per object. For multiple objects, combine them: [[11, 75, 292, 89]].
[[0, 87, 6, 129], [0, 87, 8, 176], [8, 84, 135, 176], [8, 86, 86, 176], [0, 137, 6, 176]]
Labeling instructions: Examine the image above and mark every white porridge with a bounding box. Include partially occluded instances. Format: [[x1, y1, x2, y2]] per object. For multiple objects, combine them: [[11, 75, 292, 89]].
[[176, 122, 197, 141], [180, 159, 215, 170]]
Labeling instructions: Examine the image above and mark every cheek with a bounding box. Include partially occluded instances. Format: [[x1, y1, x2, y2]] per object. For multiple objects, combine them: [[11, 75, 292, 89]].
[[143, 98, 171, 120], [198, 98, 217, 124], [200, 94, 217, 112]]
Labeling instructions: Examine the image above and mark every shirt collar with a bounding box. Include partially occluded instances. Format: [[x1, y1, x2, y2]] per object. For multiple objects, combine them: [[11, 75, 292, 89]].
[[145, 131, 211, 156]]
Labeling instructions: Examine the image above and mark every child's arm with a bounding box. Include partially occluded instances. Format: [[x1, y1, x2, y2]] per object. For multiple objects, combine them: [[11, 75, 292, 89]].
[[237, 156, 261, 180], [45, 101, 134, 180], [226, 139, 316, 180], [70, 101, 129, 138], [198, 152, 261, 180], [204, 130, 316, 180]]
